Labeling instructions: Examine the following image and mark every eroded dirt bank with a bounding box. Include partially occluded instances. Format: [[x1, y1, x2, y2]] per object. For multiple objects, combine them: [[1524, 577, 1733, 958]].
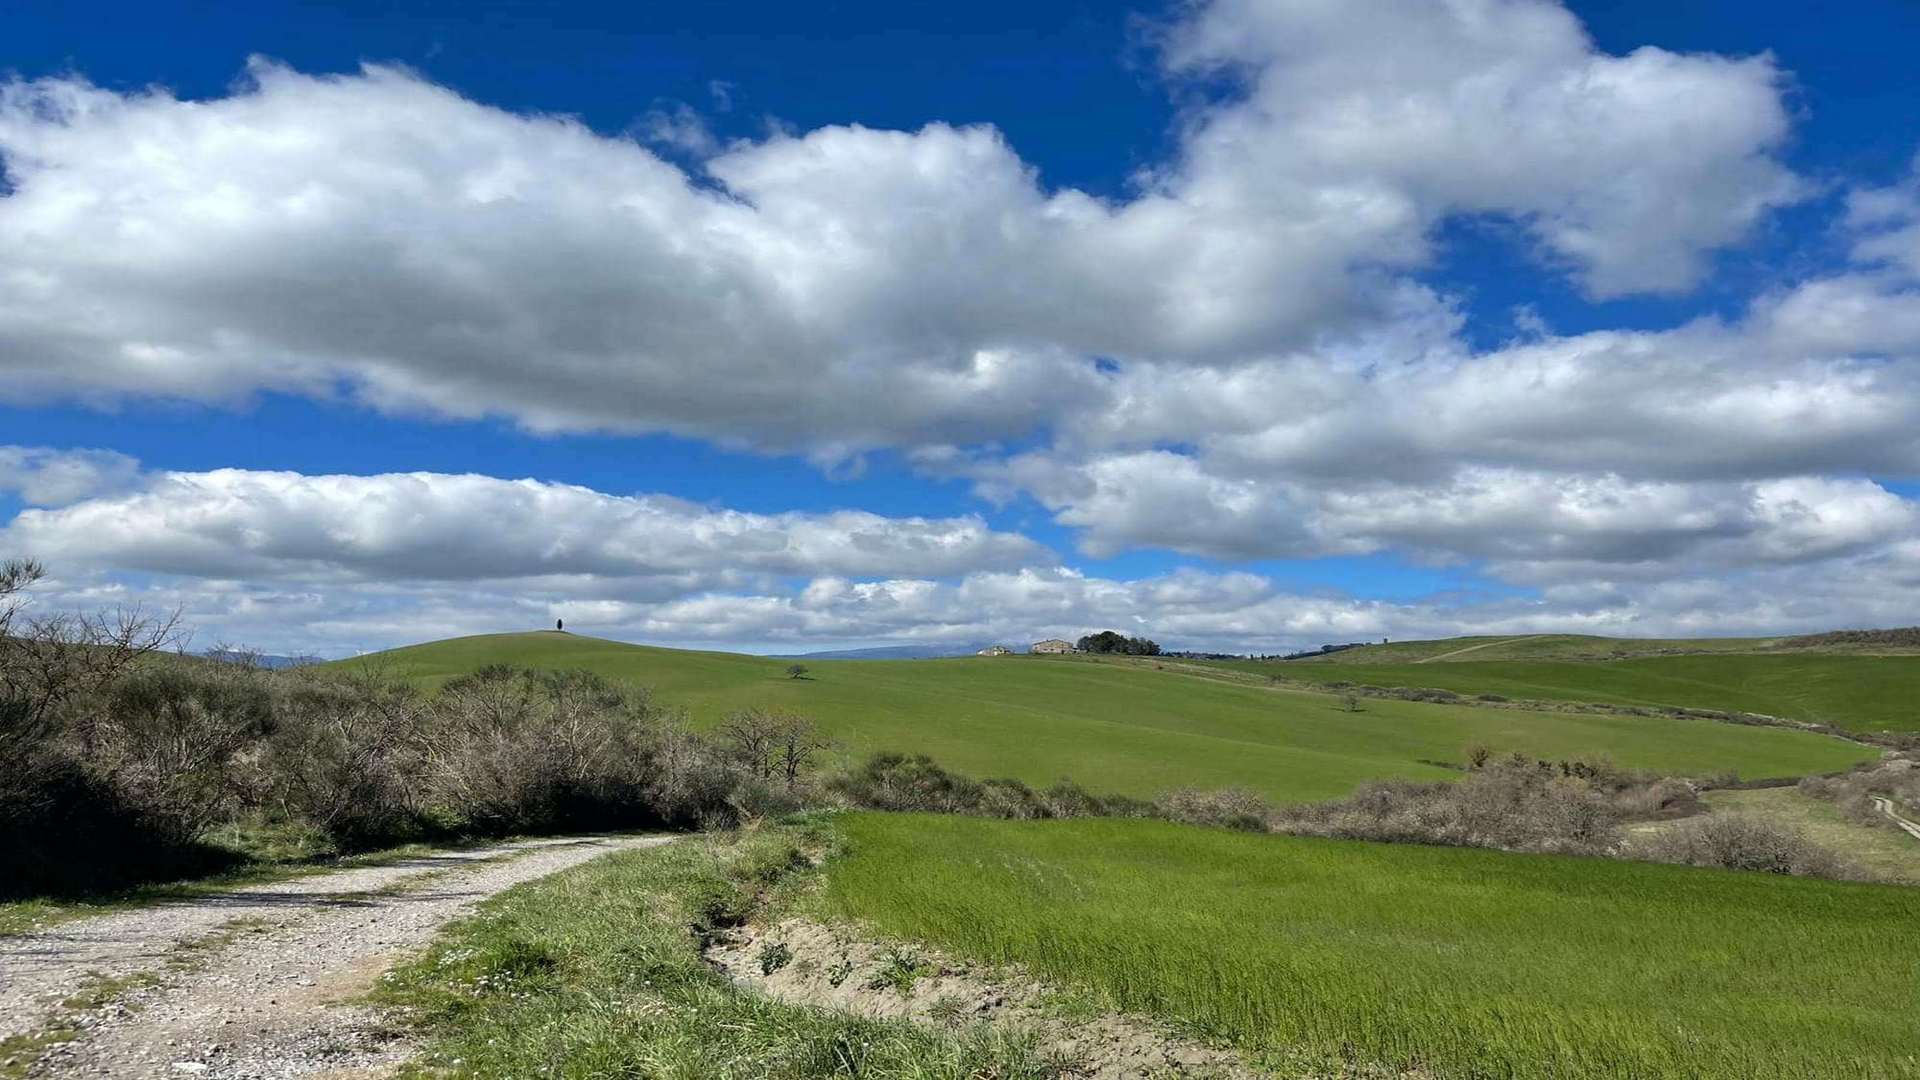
[[708, 915, 1257, 1079]]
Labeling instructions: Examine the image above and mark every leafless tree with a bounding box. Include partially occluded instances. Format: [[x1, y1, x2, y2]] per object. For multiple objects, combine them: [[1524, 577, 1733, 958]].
[[774, 715, 833, 790], [719, 707, 787, 781], [719, 707, 831, 789], [1, 562, 183, 763]]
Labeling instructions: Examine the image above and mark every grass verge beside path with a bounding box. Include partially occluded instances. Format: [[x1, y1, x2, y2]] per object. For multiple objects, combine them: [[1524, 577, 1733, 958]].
[[821, 812, 1920, 1079], [374, 819, 1052, 1078]]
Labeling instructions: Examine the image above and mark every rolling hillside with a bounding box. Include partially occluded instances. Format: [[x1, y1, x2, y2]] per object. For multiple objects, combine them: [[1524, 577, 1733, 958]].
[[340, 631, 1875, 801], [1289, 633, 1786, 664], [1212, 637, 1920, 733]]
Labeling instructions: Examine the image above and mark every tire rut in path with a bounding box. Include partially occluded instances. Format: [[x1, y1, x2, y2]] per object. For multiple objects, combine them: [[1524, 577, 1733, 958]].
[[4, 834, 671, 1079]]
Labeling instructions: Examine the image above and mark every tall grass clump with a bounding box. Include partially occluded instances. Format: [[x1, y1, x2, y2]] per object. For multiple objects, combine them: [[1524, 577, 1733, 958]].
[[821, 812, 1920, 1080]]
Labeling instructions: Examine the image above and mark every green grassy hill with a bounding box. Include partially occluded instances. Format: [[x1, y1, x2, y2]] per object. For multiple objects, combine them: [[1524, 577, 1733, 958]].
[[1208, 650, 1920, 733], [1288, 633, 1783, 664], [340, 632, 1874, 801]]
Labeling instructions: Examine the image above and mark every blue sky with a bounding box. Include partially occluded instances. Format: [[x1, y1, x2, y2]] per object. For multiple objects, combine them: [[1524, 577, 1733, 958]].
[[2, 0, 1918, 654]]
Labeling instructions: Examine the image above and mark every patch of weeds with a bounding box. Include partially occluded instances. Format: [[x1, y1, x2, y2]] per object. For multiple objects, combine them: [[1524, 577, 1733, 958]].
[[927, 994, 967, 1027], [470, 937, 561, 995], [1, 1027, 80, 1080], [866, 945, 932, 995], [826, 953, 855, 987], [167, 916, 276, 970], [60, 969, 161, 1012], [1030, 985, 1106, 1024], [757, 940, 793, 976]]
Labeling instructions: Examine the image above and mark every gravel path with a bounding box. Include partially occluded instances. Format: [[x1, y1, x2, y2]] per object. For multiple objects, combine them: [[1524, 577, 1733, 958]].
[[2, 834, 671, 1078]]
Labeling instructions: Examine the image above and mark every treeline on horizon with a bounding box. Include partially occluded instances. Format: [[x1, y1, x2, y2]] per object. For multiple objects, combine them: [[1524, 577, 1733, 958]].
[[1075, 630, 1161, 656]]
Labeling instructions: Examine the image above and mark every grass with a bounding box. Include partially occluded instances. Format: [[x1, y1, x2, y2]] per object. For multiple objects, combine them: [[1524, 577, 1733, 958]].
[[1208, 652, 1920, 733], [342, 633, 1875, 802], [819, 812, 1920, 1079], [374, 822, 1054, 1078]]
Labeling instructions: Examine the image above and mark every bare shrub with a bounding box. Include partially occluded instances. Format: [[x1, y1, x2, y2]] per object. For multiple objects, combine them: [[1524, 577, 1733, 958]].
[[1610, 776, 1704, 819], [1045, 779, 1152, 819], [1156, 788, 1274, 831], [85, 662, 276, 843], [426, 666, 727, 833], [829, 754, 1155, 821], [829, 753, 991, 814], [1270, 758, 1623, 854], [266, 667, 431, 847], [2, 600, 180, 768], [978, 777, 1054, 819], [1624, 815, 1866, 880]]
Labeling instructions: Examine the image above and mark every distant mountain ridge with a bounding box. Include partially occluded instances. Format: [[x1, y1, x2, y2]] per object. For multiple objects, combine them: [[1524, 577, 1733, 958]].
[[203, 649, 324, 670]]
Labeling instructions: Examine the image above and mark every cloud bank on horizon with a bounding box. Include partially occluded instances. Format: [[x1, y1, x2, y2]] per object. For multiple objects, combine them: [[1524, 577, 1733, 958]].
[[2, 0, 1917, 654]]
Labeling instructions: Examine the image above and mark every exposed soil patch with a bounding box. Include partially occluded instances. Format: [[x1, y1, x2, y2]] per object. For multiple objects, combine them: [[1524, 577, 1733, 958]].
[[708, 916, 1255, 1079]]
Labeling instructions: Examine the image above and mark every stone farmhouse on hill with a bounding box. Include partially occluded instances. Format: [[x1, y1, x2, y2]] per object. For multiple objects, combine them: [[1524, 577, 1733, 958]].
[[1029, 638, 1074, 654]]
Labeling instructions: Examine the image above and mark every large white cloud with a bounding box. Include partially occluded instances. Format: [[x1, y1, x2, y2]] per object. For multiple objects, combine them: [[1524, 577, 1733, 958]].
[[0, 0, 1804, 450], [1, 462, 1050, 584], [1159, 0, 1801, 297]]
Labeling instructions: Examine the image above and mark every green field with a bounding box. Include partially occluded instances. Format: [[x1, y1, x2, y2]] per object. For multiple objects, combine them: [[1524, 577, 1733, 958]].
[[1209, 651, 1920, 733], [345, 633, 1875, 801], [821, 812, 1920, 1079]]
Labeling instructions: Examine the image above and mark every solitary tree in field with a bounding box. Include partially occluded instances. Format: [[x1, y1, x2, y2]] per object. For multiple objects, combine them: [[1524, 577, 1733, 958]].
[[556, 618, 564, 631], [1341, 692, 1364, 713], [785, 663, 809, 680]]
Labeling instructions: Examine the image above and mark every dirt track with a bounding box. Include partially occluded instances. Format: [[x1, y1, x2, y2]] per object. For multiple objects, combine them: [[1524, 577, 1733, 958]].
[[1870, 795, 1920, 841], [1, 834, 669, 1078]]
